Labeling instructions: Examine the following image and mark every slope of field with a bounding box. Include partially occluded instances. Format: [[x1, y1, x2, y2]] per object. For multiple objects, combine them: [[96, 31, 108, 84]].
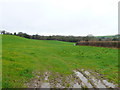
[[0, 35, 2, 89], [2, 35, 118, 88]]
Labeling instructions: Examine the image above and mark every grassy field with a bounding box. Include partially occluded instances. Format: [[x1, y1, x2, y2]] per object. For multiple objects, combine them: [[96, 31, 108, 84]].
[[0, 35, 2, 89], [2, 35, 118, 88]]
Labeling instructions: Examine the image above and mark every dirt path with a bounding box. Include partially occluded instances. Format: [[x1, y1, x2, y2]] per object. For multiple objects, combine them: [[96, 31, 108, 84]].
[[25, 69, 118, 89]]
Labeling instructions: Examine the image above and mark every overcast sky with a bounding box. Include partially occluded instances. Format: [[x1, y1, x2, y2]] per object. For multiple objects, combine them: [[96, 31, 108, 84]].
[[0, 0, 119, 36]]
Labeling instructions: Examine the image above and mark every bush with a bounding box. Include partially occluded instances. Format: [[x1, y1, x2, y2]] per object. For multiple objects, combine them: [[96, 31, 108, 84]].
[[76, 41, 120, 48]]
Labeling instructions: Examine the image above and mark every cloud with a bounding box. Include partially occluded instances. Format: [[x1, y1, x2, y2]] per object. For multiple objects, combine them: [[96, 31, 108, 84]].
[[0, 0, 119, 36]]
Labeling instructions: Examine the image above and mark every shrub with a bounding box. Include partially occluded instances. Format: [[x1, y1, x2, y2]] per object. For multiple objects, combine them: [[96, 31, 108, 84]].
[[76, 41, 120, 48]]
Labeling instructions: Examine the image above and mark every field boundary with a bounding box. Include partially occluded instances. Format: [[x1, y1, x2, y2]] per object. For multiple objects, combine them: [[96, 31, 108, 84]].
[[76, 41, 120, 49]]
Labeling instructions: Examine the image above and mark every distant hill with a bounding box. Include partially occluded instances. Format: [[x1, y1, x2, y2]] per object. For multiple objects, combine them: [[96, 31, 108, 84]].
[[0, 30, 119, 42], [96, 34, 120, 38], [94, 34, 120, 41]]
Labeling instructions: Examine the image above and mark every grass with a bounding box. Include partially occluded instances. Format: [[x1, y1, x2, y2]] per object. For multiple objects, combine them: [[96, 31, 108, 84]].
[[2, 35, 118, 88], [0, 35, 2, 89]]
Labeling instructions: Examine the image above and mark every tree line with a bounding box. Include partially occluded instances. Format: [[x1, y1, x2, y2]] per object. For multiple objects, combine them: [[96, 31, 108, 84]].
[[0, 30, 119, 42]]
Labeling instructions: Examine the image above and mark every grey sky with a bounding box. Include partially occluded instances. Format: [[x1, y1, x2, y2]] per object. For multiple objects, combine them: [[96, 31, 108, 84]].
[[0, 0, 119, 36]]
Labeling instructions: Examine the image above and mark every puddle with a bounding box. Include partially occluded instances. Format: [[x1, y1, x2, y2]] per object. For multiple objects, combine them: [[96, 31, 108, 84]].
[[41, 72, 50, 88], [84, 70, 117, 88], [84, 70, 106, 88], [41, 83, 50, 88], [44, 72, 49, 81], [102, 80, 115, 88], [73, 82, 81, 88], [73, 70, 93, 88]]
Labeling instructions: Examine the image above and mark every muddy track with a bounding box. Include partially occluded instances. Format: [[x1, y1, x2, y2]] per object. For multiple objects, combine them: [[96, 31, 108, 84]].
[[25, 69, 118, 89]]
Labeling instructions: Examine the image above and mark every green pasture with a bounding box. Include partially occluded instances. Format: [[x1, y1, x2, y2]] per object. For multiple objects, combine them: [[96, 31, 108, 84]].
[[2, 35, 118, 88]]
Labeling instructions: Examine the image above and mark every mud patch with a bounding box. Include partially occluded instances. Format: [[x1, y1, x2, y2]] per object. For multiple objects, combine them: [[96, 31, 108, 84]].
[[25, 69, 118, 88], [73, 70, 93, 88], [41, 72, 50, 88]]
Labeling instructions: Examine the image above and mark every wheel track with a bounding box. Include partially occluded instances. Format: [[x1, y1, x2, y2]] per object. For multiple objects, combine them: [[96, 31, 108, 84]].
[[25, 69, 118, 89]]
